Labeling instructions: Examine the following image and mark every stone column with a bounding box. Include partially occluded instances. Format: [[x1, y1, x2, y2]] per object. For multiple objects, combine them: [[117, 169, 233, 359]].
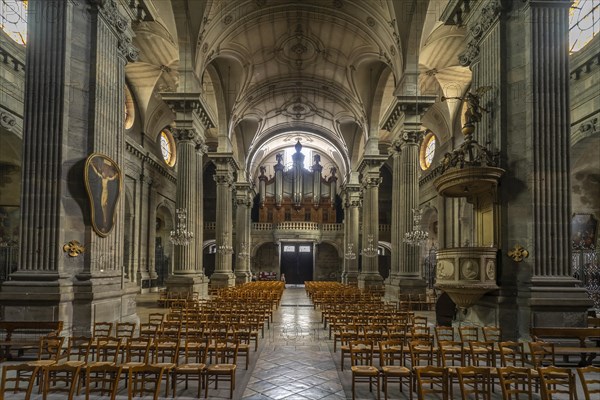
[[147, 180, 158, 290], [0, 0, 140, 333], [136, 172, 151, 287], [341, 181, 361, 285], [234, 180, 253, 285], [396, 131, 427, 295], [164, 128, 208, 295], [357, 156, 387, 289], [209, 154, 238, 288], [162, 95, 211, 297]]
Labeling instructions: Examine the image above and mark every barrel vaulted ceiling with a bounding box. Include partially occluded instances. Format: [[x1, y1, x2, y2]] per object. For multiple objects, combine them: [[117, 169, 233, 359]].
[[126, 0, 469, 182]]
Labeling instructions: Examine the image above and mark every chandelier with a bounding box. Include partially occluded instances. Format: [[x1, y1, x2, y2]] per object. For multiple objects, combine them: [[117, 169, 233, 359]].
[[217, 232, 233, 255], [344, 243, 356, 260], [170, 208, 193, 246], [404, 208, 429, 246], [362, 234, 378, 258], [238, 241, 250, 260]]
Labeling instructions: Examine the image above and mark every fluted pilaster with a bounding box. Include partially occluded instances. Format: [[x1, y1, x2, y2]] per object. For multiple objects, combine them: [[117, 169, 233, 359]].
[[341, 184, 361, 284], [235, 181, 253, 284]]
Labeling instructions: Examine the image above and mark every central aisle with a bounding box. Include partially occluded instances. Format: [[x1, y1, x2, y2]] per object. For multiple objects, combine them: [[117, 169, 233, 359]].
[[241, 287, 346, 400]]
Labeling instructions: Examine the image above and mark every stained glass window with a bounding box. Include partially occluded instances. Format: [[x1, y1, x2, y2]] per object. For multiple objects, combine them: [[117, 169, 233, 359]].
[[420, 133, 436, 170], [160, 130, 176, 167], [0, 0, 27, 45], [570, 0, 599, 53]]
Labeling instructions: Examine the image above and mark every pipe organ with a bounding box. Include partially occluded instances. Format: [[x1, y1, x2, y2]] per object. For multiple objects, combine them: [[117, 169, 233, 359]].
[[257, 141, 338, 223]]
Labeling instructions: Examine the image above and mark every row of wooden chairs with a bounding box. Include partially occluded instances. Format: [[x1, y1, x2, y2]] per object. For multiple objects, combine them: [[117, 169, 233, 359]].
[[346, 338, 600, 400]]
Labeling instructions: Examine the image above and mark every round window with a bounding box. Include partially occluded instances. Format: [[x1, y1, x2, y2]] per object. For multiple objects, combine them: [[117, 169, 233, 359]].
[[420, 132, 436, 170], [160, 130, 176, 167], [124, 86, 135, 129]]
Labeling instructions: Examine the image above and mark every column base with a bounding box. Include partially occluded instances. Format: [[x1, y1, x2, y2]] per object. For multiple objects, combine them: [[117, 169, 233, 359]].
[[235, 271, 252, 285], [165, 274, 209, 298], [385, 276, 427, 300], [341, 272, 359, 286], [358, 273, 384, 289], [210, 272, 236, 289]]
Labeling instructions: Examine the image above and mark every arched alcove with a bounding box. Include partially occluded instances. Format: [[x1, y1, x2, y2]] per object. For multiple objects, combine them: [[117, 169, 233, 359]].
[[155, 205, 174, 287]]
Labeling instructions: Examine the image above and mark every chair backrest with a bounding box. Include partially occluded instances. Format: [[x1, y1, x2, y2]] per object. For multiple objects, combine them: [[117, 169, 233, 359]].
[[153, 337, 180, 365], [0, 364, 39, 400], [115, 322, 136, 339], [139, 323, 159, 339], [378, 339, 404, 367], [468, 340, 495, 367], [499, 341, 526, 367], [577, 366, 600, 400], [435, 326, 455, 342], [438, 340, 464, 366], [42, 363, 81, 400], [497, 366, 533, 400], [456, 366, 491, 400], [184, 338, 208, 364], [412, 315, 428, 327], [126, 337, 152, 364], [416, 365, 449, 400], [459, 326, 479, 343], [482, 326, 501, 342], [538, 366, 576, 400], [93, 322, 113, 338], [66, 336, 92, 363], [349, 340, 374, 366], [85, 364, 122, 400], [38, 335, 65, 362], [528, 341, 555, 368], [94, 337, 121, 364], [213, 339, 239, 365], [128, 365, 165, 400], [148, 313, 165, 326], [409, 339, 434, 367]]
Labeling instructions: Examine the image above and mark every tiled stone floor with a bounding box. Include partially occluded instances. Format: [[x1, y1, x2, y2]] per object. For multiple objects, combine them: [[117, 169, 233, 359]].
[[2, 286, 593, 399]]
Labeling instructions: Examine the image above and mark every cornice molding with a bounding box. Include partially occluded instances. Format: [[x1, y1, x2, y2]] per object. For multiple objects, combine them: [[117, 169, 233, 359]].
[[125, 140, 176, 183]]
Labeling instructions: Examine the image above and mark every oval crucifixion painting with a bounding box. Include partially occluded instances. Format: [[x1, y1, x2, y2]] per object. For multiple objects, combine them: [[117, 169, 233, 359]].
[[84, 153, 122, 237]]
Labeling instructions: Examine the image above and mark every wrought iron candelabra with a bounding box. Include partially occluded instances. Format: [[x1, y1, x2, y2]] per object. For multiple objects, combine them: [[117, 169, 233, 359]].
[[238, 241, 250, 260], [362, 234, 378, 258], [344, 243, 356, 260], [404, 208, 429, 246], [218, 232, 233, 255], [170, 208, 193, 246]]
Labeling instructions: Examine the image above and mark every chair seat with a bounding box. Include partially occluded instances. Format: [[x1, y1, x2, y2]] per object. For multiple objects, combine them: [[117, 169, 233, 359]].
[[208, 364, 236, 372], [177, 363, 206, 371], [351, 365, 379, 376], [87, 361, 115, 367], [152, 362, 176, 370], [121, 362, 145, 369], [27, 360, 56, 367], [382, 366, 410, 375], [59, 360, 86, 367]]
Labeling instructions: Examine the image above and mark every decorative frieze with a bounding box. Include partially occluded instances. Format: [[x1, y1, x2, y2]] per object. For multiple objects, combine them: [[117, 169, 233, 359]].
[[457, 0, 503, 67]]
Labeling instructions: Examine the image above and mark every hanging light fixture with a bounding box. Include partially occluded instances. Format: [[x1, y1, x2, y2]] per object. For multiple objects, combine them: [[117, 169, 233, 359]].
[[404, 208, 429, 246], [344, 243, 356, 260], [362, 234, 378, 258], [238, 241, 250, 260], [218, 231, 233, 254], [170, 208, 193, 246]]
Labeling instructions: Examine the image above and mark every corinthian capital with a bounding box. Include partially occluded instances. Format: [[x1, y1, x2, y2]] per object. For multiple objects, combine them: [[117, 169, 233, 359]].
[[401, 130, 423, 145], [172, 128, 201, 145], [214, 174, 234, 186]]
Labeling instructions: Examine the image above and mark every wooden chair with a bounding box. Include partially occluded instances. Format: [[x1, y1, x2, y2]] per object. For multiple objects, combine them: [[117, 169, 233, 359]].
[[497, 366, 533, 400], [538, 366, 576, 400], [379, 339, 411, 400], [128, 364, 165, 400], [499, 341, 527, 367], [0, 364, 39, 400], [28, 335, 65, 368], [151, 337, 180, 397], [61, 336, 92, 367], [41, 363, 81, 400], [456, 366, 492, 400], [349, 340, 380, 400], [89, 337, 121, 367], [435, 326, 455, 342], [415, 365, 448, 400], [205, 338, 238, 399], [528, 341, 555, 368], [340, 324, 361, 371], [409, 339, 435, 368], [173, 338, 208, 397], [577, 366, 600, 400], [84, 364, 122, 400], [139, 323, 159, 339], [148, 312, 165, 326]]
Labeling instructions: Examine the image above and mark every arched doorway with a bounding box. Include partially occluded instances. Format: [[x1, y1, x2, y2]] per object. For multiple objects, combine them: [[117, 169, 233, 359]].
[[155, 205, 174, 287]]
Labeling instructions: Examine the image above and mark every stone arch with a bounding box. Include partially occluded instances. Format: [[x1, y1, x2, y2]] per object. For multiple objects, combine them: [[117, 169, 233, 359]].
[[155, 203, 174, 287]]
